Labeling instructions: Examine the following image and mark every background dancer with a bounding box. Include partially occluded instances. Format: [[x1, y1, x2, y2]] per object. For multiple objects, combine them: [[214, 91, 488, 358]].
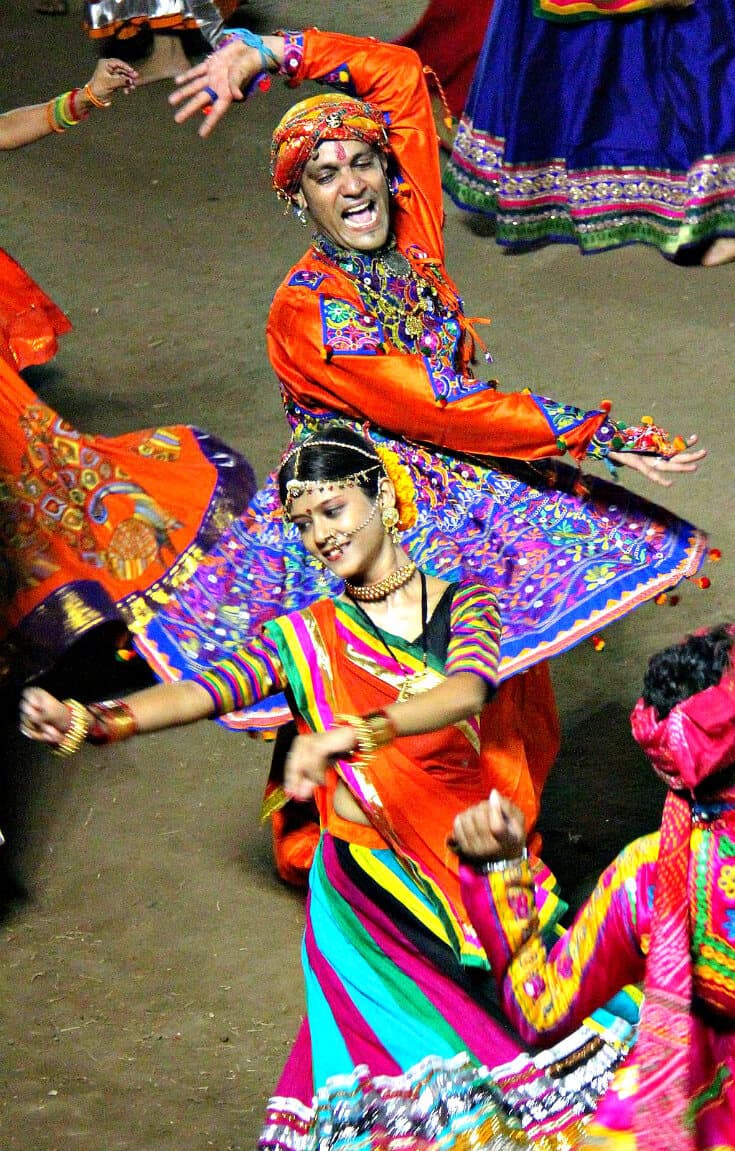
[[454, 623, 735, 1148]]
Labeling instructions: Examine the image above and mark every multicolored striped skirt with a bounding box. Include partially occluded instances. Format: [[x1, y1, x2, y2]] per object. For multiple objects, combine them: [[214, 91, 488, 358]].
[[259, 833, 637, 1151]]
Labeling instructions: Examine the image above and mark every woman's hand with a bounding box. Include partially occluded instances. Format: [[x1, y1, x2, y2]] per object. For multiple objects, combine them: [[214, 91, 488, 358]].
[[20, 687, 77, 748], [610, 434, 706, 489], [86, 58, 139, 104], [451, 789, 526, 862], [284, 726, 357, 801], [169, 40, 261, 137]]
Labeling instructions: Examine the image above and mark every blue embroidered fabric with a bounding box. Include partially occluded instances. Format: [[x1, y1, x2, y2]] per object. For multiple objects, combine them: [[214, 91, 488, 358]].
[[136, 402, 707, 732]]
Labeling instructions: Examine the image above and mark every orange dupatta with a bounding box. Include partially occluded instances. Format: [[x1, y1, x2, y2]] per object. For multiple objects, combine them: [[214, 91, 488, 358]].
[[265, 597, 556, 965]]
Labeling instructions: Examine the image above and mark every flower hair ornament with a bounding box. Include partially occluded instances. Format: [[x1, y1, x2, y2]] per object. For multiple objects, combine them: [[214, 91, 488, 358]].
[[374, 444, 418, 532]]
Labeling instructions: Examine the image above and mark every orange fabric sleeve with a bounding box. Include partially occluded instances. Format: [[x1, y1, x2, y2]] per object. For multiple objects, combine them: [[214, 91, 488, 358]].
[[293, 30, 445, 262], [267, 289, 607, 462]]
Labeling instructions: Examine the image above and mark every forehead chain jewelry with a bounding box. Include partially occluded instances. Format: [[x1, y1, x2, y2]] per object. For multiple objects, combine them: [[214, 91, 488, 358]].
[[281, 437, 385, 519]]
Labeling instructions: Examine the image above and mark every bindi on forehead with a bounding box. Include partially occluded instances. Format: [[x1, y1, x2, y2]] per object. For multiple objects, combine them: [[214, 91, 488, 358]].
[[334, 141, 348, 161]]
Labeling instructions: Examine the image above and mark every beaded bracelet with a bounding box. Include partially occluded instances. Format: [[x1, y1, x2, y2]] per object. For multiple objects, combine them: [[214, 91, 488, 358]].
[[217, 27, 279, 71], [87, 699, 137, 745], [83, 82, 111, 109], [52, 699, 91, 757]]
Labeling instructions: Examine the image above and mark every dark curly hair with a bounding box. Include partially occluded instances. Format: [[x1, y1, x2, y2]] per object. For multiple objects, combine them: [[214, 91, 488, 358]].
[[278, 424, 383, 506], [642, 624, 735, 720]]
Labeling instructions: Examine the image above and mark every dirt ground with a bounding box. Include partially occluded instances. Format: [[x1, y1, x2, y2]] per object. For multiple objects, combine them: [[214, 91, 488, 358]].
[[1, 2, 733, 1148]]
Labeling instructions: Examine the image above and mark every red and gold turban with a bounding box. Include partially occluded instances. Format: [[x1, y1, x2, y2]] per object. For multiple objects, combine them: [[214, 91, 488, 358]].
[[270, 94, 389, 202]]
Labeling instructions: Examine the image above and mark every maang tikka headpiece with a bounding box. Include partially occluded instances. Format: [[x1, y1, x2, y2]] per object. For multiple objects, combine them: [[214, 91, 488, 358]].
[[280, 438, 384, 520]]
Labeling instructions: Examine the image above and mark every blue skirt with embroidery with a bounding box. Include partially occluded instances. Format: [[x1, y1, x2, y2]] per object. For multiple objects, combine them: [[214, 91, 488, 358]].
[[444, 0, 735, 254], [134, 405, 707, 731]]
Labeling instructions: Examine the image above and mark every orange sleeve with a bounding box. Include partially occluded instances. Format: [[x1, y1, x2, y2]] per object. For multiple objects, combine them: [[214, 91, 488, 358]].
[[267, 288, 607, 462], [288, 30, 445, 263]]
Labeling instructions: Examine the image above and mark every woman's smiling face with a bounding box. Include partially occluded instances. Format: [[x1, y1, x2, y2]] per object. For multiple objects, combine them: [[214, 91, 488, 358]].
[[289, 483, 383, 575]]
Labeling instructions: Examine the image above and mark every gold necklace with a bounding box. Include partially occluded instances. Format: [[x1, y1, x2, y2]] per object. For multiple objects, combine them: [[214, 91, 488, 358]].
[[345, 561, 417, 602], [349, 570, 432, 700]]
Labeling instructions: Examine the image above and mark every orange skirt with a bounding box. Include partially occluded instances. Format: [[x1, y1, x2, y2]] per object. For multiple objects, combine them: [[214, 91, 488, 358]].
[[0, 356, 255, 686], [0, 249, 72, 371]]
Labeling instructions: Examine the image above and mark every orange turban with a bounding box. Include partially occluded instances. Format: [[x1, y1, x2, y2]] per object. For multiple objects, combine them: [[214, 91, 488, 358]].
[[270, 94, 389, 202]]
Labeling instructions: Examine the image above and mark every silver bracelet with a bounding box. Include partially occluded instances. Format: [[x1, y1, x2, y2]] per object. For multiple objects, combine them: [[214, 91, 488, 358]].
[[475, 847, 528, 875]]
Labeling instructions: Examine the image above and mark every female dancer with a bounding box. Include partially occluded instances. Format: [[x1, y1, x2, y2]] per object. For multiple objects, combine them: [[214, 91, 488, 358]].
[[20, 425, 638, 1150], [445, 0, 735, 263], [1, 57, 137, 371], [0, 353, 255, 689], [453, 624, 735, 1147], [0, 57, 256, 689]]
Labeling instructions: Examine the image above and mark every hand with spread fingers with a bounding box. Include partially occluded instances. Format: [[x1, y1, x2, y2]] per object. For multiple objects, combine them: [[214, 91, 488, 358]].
[[451, 789, 526, 863], [610, 433, 706, 488], [169, 34, 283, 137]]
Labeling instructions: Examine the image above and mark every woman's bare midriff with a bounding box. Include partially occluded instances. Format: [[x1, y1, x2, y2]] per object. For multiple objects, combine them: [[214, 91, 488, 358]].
[[333, 779, 371, 825]]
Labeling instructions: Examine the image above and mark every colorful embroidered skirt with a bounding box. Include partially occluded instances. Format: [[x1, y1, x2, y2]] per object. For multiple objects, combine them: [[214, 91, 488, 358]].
[[584, 1017, 735, 1148], [259, 833, 636, 1151], [444, 0, 735, 255], [0, 359, 255, 686], [136, 409, 707, 732], [0, 249, 72, 372]]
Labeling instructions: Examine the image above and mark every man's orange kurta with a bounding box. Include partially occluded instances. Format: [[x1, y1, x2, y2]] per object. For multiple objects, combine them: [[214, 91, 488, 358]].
[[266, 30, 607, 462]]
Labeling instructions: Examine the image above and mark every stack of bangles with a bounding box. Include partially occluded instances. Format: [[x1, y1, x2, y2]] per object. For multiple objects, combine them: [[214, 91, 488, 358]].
[[45, 85, 109, 134], [52, 699, 137, 757], [335, 709, 397, 763]]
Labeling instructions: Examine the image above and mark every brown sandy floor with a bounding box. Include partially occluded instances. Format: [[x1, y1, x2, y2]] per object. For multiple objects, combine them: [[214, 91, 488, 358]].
[[1, 3, 733, 1147]]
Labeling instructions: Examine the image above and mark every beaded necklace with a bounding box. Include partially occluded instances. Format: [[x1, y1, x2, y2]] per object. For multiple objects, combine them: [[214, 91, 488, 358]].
[[348, 570, 432, 701], [345, 560, 417, 602]]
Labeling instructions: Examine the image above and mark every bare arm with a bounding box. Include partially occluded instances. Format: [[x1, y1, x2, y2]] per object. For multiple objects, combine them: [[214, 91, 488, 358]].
[[0, 59, 137, 150], [20, 679, 215, 748]]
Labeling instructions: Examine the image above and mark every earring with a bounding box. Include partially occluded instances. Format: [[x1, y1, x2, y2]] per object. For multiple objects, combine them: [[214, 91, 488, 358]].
[[293, 204, 309, 226], [386, 173, 401, 197], [381, 506, 400, 542]]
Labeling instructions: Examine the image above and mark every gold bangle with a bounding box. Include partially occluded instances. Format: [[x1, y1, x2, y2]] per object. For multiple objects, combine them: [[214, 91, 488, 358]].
[[53, 699, 90, 757], [87, 700, 137, 744], [83, 82, 111, 109], [45, 99, 65, 134], [334, 711, 395, 763], [363, 709, 398, 748]]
